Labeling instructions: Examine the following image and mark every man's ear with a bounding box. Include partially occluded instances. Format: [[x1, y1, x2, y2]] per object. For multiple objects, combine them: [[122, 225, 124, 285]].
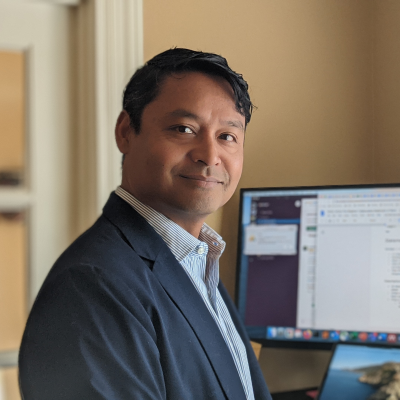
[[115, 110, 134, 154]]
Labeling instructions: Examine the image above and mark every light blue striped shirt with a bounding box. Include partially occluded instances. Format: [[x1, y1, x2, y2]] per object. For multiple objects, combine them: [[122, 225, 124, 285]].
[[115, 187, 255, 400]]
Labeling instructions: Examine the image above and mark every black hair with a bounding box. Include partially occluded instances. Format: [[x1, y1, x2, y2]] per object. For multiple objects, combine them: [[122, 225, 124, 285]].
[[122, 48, 254, 133]]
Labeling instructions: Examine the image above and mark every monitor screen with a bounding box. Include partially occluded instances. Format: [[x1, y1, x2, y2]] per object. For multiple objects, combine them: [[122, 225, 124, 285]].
[[236, 184, 400, 349]]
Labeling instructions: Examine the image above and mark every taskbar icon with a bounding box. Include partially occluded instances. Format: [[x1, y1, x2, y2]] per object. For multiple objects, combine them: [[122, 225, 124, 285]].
[[265, 326, 400, 345]]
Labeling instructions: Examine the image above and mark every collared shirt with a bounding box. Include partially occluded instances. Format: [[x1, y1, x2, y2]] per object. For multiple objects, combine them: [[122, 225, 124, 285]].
[[115, 187, 255, 400]]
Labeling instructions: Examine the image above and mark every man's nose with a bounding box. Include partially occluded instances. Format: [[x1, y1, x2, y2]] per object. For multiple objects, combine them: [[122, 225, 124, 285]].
[[189, 134, 221, 166]]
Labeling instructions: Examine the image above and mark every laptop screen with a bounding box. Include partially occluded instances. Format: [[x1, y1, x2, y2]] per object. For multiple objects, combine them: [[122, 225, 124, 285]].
[[318, 344, 400, 400]]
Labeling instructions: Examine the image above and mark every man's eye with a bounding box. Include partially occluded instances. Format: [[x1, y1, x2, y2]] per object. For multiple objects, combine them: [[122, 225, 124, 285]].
[[176, 126, 194, 134], [220, 133, 236, 142]]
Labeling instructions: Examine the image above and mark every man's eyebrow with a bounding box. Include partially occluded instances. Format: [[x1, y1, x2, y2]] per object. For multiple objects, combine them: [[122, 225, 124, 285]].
[[166, 109, 244, 131], [223, 120, 244, 131]]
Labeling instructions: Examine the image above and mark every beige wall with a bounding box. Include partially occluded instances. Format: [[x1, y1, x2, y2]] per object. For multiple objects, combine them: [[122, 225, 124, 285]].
[[0, 216, 26, 351], [374, 1, 400, 184], [0, 51, 27, 352], [0, 51, 25, 172], [144, 0, 400, 392]]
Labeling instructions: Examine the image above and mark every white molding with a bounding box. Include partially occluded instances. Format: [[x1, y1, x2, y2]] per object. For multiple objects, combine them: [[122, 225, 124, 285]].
[[73, 0, 97, 236], [0, 44, 29, 52], [94, 0, 143, 214], [72, 0, 143, 234], [0, 188, 32, 210], [0, 350, 18, 367], [0, 2, 74, 304], [29, 0, 81, 5]]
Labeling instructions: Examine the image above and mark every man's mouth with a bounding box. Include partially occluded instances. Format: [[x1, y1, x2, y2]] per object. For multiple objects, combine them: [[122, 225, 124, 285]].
[[179, 174, 224, 185]]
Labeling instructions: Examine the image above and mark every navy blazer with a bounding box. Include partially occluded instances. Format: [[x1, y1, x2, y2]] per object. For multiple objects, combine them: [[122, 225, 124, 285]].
[[19, 193, 272, 400]]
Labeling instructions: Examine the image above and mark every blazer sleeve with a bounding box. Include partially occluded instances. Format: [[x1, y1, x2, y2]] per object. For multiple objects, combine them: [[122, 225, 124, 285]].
[[19, 265, 167, 400]]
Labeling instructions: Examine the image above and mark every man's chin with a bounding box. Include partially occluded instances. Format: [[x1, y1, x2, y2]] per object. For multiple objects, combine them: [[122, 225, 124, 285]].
[[174, 198, 222, 218]]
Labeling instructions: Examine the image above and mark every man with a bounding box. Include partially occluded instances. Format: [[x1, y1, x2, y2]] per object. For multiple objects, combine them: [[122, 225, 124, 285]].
[[19, 48, 272, 400]]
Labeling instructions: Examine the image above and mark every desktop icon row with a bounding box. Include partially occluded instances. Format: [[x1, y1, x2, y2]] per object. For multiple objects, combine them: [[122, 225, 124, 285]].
[[267, 327, 400, 344]]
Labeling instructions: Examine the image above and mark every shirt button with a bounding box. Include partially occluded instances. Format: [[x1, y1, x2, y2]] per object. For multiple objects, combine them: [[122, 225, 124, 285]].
[[197, 247, 205, 255]]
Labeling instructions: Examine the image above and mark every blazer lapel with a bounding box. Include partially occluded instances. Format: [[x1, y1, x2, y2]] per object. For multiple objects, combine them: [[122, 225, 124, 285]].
[[103, 193, 247, 400], [152, 247, 247, 400]]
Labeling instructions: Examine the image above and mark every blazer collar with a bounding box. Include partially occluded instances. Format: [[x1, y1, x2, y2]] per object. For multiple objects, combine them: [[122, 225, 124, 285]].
[[103, 193, 247, 400], [103, 192, 164, 261]]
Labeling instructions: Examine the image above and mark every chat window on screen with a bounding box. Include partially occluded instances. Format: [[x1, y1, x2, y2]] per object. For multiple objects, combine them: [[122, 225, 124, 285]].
[[243, 195, 316, 328]]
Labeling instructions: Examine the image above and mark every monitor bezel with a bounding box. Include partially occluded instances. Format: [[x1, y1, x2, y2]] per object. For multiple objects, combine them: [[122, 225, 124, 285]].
[[235, 182, 400, 350]]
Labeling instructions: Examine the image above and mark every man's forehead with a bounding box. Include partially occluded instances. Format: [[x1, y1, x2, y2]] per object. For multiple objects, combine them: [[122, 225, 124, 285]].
[[147, 72, 244, 123]]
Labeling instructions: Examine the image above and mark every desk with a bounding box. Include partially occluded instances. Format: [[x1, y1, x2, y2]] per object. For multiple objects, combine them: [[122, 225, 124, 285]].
[[271, 387, 318, 400]]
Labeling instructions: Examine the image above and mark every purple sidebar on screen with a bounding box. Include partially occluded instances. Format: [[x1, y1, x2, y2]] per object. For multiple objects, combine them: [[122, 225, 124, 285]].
[[244, 195, 315, 327]]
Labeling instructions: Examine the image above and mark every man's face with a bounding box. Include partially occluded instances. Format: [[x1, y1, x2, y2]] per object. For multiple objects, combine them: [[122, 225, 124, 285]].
[[118, 71, 245, 226]]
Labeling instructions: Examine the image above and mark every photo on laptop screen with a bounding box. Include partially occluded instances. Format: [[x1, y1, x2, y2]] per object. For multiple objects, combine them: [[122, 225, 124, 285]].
[[318, 344, 400, 400]]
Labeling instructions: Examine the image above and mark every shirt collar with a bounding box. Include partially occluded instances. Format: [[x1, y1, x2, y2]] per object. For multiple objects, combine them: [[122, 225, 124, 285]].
[[115, 186, 225, 262]]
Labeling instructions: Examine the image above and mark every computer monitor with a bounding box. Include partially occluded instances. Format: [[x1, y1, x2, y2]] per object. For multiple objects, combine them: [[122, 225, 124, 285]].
[[235, 184, 400, 349]]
